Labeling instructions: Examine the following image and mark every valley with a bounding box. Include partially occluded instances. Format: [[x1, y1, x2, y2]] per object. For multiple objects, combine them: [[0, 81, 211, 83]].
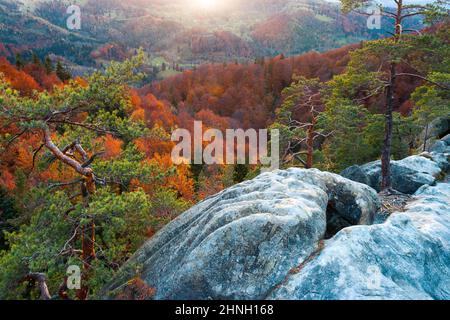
[[0, 0, 423, 78]]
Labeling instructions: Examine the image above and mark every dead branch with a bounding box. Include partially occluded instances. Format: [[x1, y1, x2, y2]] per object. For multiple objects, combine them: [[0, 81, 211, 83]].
[[43, 128, 94, 178], [396, 73, 450, 90], [48, 179, 84, 190], [58, 225, 80, 256]]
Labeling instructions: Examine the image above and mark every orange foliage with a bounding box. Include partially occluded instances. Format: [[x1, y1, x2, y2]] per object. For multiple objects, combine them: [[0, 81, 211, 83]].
[[73, 77, 89, 88], [134, 136, 174, 159], [0, 57, 41, 95], [142, 94, 178, 130], [102, 134, 123, 160], [130, 89, 142, 110], [116, 278, 156, 300], [137, 154, 195, 200], [0, 170, 16, 191], [23, 63, 61, 91], [131, 108, 145, 122]]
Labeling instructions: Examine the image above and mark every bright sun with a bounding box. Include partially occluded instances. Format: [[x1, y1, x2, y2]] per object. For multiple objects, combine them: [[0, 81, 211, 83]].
[[197, 0, 219, 10]]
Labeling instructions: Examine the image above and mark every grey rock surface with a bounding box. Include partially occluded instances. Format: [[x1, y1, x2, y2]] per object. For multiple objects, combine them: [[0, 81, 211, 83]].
[[270, 182, 450, 300], [442, 134, 450, 146], [431, 140, 449, 154], [341, 155, 446, 194], [104, 169, 380, 300], [103, 145, 450, 301]]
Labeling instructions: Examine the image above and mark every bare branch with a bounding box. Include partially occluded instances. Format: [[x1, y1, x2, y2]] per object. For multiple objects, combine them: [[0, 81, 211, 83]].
[[403, 5, 428, 10], [58, 225, 80, 257], [48, 179, 83, 190], [396, 73, 450, 90], [354, 9, 396, 19], [43, 128, 94, 178], [356, 84, 390, 102], [294, 155, 307, 167], [1, 129, 27, 153], [402, 29, 423, 35], [401, 11, 427, 20], [74, 143, 89, 163], [48, 120, 116, 136], [314, 131, 335, 139], [28, 143, 45, 176]]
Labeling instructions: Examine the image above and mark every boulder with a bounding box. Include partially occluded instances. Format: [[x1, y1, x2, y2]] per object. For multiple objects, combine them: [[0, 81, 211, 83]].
[[418, 117, 450, 151], [442, 134, 450, 146], [341, 155, 444, 194], [429, 117, 450, 139], [430, 140, 449, 154], [103, 169, 380, 300], [270, 182, 450, 300], [428, 152, 450, 172]]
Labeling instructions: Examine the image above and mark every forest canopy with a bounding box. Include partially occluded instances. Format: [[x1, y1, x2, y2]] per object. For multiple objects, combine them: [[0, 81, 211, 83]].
[[0, 11, 449, 299]]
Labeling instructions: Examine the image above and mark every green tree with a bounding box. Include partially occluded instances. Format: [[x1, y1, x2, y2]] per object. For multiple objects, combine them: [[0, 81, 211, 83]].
[[44, 56, 54, 74], [340, 0, 449, 192], [411, 72, 450, 151], [0, 188, 157, 300], [56, 61, 71, 82], [272, 76, 325, 168], [317, 101, 372, 172], [31, 52, 41, 66], [0, 50, 173, 299], [15, 53, 24, 70], [233, 164, 249, 183], [0, 188, 18, 251]]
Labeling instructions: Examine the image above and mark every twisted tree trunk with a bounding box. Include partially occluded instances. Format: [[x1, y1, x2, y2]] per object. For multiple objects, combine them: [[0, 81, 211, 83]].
[[22, 273, 51, 300], [43, 128, 97, 300]]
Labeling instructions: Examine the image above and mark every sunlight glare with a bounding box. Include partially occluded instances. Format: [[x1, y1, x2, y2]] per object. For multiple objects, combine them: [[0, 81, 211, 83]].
[[196, 0, 219, 11]]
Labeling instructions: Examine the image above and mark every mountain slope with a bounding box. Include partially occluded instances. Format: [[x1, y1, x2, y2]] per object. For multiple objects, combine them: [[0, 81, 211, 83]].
[[0, 0, 423, 71]]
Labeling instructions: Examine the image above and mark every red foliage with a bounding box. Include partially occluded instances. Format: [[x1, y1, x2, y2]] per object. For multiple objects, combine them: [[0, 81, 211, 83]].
[[0, 170, 16, 191], [0, 57, 41, 95], [145, 44, 357, 130], [101, 134, 123, 160], [142, 94, 178, 130], [116, 278, 156, 300], [23, 63, 61, 91]]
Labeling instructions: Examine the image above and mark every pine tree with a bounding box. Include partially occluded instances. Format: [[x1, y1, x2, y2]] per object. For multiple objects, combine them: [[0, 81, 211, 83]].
[[15, 53, 24, 70], [233, 164, 249, 183], [44, 56, 54, 74], [31, 52, 41, 66], [56, 61, 71, 81], [340, 0, 449, 192]]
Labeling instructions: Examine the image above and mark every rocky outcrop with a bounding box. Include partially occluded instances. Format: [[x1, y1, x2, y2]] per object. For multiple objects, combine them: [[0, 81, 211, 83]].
[[341, 135, 449, 194], [103, 136, 450, 301], [429, 117, 450, 139], [104, 169, 380, 300], [270, 182, 450, 300], [418, 117, 450, 152]]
